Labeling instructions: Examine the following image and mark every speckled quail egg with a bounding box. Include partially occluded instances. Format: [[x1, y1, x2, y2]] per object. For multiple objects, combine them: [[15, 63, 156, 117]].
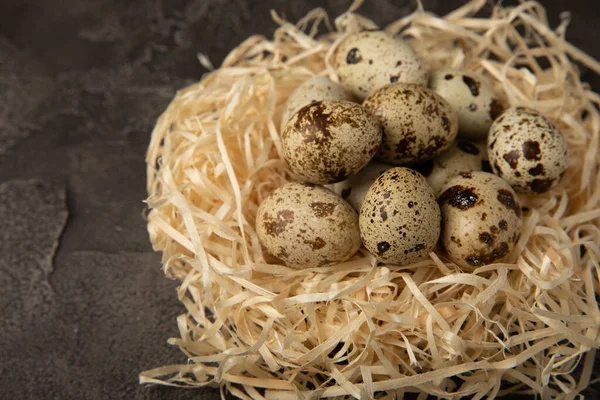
[[328, 160, 394, 211], [359, 167, 441, 265], [281, 76, 351, 130], [332, 31, 428, 100], [256, 182, 361, 269], [429, 69, 504, 140], [363, 83, 458, 165], [488, 107, 568, 194], [412, 139, 490, 194], [282, 100, 382, 184], [439, 171, 523, 269]]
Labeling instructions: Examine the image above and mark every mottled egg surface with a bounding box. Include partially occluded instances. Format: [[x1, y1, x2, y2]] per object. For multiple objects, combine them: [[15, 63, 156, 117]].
[[359, 167, 441, 265], [282, 100, 382, 184], [256, 183, 361, 269], [333, 31, 428, 100], [488, 107, 568, 194], [413, 139, 490, 194], [429, 69, 504, 139], [363, 83, 458, 165], [281, 76, 350, 130], [439, 172, 523, 269], [328, 160, 394, 211]]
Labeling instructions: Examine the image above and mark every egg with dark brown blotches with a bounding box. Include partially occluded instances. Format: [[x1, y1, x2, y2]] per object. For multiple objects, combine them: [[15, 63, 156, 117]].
[[281, 76, 351, 130], [328, 160, 394, 211], [332, 31, 428, 100], [412, 139, 489, 194], [488, 107, 568, 194], [429, 69, 504, 139], [256, 183, 361, 269], [359, 167, 441, 265], [282, 100, 382, 185], [439, 172, 523, 269], [363, 83, 458, 165]]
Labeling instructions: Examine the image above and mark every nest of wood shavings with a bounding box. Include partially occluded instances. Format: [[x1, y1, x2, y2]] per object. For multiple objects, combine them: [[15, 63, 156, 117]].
[[141, 1, 600, 398]]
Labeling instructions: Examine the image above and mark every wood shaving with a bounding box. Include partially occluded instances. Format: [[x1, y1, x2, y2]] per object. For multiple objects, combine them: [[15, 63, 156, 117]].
[[141, 1, 600, 398]]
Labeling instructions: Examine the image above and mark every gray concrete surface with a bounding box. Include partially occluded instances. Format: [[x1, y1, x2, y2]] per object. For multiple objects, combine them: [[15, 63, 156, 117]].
[[0, 1, 598, 399]]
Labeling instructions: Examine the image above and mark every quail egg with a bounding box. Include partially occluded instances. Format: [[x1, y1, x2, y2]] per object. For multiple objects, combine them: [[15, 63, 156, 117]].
[[282, 100, 382, 184], [328, 160, 394, 211], [412, 139, 490, 194], [488, 107, 568, 194], [256, 182, 361, 269], [363, 83, 458, 165], [359, 167, 441, 265], [429, 69, 504, 139], [332, 31, 428, 100], [439, 171, 523, 269]]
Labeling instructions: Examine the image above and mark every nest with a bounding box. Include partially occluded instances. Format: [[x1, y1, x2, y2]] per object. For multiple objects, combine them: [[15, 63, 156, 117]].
[[140, 1, 600, 398]]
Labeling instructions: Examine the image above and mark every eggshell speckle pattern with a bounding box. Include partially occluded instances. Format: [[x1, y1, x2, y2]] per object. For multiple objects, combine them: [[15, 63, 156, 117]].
[[328, 160, 394, 211], [439, 172, 523, 269], [488, 107, 568, 194], [363, 83, 458, 165], [359, 167, 441, 265], [282, 100, 382, 184], [333, 31, 428, 100], [256, 183, 361, 269], [281, 76, 350, 130], [429, 69, 504, 139], [413, 140, 490, 194]]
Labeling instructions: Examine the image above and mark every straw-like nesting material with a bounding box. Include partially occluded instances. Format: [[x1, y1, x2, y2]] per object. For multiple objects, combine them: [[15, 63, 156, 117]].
[[141, 1, 600, 398]]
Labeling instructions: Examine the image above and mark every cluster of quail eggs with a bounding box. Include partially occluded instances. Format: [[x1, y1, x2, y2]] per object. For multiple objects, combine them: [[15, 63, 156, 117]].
[[255, 31, 569, 270]]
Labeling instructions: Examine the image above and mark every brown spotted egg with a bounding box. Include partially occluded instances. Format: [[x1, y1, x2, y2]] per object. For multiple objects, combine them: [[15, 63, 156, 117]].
[[488, 107, 568, 194], [363, 83, 458, 165], [429, 69, 504, 139], [328, 160, 394, 211], [282, 100, 382, 184], [332, 31, 428, 100], [359, 167, 441, 265], [439, 172, 523, 269], [412, 139, 490, 194], [256, 183, 361, 269], [281, 76, 350, 130]]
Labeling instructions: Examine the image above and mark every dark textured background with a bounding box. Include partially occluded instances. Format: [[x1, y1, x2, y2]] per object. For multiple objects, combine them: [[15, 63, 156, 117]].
[[0, 1, 598, 399]]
